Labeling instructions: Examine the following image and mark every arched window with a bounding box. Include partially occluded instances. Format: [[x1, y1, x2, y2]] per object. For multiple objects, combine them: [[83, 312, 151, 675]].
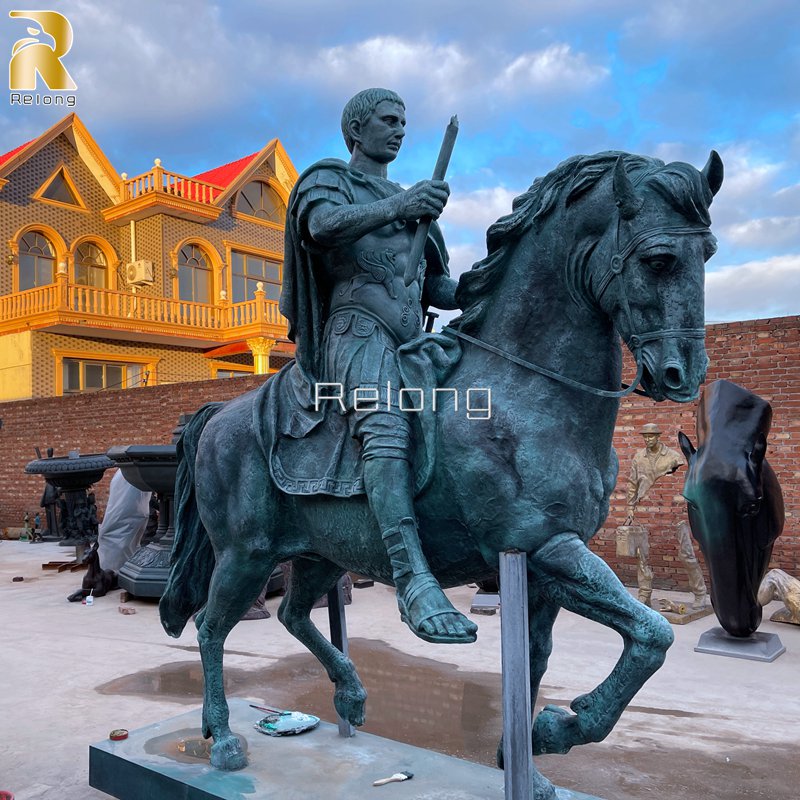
[[18, 231, 55, 291], [236, 181, 286, 224], [74, 241, 107, 287], [177, 243, 211, 303]]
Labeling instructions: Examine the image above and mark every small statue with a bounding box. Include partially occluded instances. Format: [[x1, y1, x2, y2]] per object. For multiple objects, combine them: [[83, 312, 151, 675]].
[[67, 542, 117, 602], [40, 477, 61, 538], [758, 569, 800, 626], [621, 423, 708, 609]]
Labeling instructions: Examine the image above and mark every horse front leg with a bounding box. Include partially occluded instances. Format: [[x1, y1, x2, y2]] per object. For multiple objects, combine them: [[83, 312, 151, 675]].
[[197, 546, 278, 770], [528, 532, 673, 755], [277, 556, 367, 727]]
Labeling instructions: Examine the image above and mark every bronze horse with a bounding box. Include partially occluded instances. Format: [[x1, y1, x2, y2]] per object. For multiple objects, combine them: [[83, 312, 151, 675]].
[[160, 151, 722, 799]]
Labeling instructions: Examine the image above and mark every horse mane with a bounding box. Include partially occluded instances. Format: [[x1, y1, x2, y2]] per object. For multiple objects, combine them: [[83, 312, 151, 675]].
[[451, 152, 715, 333]]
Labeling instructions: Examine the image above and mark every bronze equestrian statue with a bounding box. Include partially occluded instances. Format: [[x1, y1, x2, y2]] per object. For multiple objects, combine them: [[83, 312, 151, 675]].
[[160, 89, 723, 798]]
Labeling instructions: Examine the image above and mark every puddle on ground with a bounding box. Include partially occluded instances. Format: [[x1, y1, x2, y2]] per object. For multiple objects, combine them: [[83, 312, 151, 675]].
[[97, 638, 798, 799], [96, 638, 715, 768], [144, 726, 241, 765]]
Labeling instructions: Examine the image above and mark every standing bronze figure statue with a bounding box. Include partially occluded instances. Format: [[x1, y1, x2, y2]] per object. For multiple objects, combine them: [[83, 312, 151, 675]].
[[622, 422, 708, 608], [160, 88, 723, 798]]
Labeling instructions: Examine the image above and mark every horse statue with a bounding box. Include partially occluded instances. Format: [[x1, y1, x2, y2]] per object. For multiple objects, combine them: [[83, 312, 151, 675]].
[[160, 150, 723, 799], [679, 379, 785, 637]]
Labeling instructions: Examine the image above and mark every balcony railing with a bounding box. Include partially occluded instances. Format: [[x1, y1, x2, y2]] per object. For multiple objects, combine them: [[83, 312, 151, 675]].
[[121, 162, 223, 204], [0, 282, 287, 341]]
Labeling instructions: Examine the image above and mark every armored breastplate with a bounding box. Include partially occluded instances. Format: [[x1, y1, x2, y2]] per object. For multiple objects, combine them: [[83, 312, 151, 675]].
[[326, 183, 425, 343]]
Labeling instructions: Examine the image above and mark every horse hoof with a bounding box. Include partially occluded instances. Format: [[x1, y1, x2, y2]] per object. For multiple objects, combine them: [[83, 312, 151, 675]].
[[210, 735, 247, 771], [532, 705, 577, 755], [334, 686, 367, 727]]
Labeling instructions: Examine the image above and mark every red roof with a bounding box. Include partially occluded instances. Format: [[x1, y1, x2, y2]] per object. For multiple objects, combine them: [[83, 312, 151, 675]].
[[192, 152, 258, 188], [0, 137, 37, 168]]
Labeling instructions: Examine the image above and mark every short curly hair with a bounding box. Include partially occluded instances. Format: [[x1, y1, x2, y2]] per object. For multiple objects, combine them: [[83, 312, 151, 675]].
[[341, 88, 405, 153]]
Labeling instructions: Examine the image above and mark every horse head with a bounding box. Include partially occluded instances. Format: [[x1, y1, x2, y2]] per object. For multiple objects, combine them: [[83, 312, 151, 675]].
[[584, 151, 723, 403], [678, 380, 785, 637]]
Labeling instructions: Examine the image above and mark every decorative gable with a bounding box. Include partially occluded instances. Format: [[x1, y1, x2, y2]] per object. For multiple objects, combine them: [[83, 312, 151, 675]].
[[33, 164, 87, 210]]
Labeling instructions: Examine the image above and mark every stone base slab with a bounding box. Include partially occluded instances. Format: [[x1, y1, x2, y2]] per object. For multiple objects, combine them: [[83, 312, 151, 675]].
[[694, 627, 786, 662], [89, 699, 602, 800]]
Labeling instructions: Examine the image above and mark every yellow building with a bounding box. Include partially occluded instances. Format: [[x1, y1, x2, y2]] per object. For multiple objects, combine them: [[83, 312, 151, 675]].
[[0, 113, 297, 401]]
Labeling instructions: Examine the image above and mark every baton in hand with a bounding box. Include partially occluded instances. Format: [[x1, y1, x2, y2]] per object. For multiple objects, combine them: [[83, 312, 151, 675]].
[[403, 115, 459, 286]]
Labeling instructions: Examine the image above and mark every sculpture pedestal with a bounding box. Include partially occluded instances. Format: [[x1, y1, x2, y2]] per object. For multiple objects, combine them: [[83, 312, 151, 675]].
[[657, 604, 714, 626], [694, 626, 786, 662], [89, 699, 601, 800]]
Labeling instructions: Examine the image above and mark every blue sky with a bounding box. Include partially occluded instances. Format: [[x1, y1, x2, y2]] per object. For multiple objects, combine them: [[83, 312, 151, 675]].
[[1, 0, 798, 322]]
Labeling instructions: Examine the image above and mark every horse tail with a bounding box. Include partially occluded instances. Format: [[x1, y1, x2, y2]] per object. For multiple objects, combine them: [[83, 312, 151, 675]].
[[159, 402, 224, 638]]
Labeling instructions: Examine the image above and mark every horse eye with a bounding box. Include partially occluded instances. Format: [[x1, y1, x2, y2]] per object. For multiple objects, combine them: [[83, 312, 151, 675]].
[[642, 253, 676, 271]]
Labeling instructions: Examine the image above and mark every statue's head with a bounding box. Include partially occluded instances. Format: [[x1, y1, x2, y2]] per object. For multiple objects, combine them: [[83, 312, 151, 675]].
[[341, 88, 405, 154], [640, 422, 661, 449]]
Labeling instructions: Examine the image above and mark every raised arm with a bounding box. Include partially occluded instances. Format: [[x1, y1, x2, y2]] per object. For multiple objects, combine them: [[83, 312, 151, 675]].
[[307, 180, 450, 249]]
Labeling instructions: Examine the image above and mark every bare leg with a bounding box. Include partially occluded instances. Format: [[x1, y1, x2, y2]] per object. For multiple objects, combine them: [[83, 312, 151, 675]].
[[529, 532, 673, 755], [197, 545, 278, 770], [278, 556, 368, 726], [364, 457, 477, 644]]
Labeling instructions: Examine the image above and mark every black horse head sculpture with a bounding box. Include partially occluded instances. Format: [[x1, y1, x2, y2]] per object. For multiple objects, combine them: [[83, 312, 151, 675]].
[[679, 379, 784, 637]]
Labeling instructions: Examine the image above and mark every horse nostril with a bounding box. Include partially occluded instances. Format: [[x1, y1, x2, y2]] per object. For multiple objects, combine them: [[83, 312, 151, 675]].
[[663, 363, 684, 389]]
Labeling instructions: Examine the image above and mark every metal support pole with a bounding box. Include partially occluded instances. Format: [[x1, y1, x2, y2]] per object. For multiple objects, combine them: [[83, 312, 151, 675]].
[[327, 576, 355, 738], [500, 550, 533, 800]]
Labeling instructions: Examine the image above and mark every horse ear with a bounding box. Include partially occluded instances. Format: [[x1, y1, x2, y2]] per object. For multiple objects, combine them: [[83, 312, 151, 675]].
[[701, 150, 724, 197], [678, 431, 696, 463], [612, 156, 643, 220]]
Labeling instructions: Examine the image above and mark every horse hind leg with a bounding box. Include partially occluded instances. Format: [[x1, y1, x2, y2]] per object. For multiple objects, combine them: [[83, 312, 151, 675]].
[[529, 532, 673, 756], [278, 556, 367, 727], [198, 546, 278, 771]]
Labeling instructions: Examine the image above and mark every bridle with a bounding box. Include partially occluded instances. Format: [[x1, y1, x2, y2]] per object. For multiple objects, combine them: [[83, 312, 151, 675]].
[[444, 209, 709, 400]]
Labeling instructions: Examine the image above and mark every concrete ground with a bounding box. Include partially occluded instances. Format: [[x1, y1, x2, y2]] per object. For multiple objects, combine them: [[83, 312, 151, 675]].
[[1, 540, 799, 800]]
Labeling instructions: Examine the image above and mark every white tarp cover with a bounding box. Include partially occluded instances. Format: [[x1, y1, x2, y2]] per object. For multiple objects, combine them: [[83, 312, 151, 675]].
[[96, 469, 151, 572]]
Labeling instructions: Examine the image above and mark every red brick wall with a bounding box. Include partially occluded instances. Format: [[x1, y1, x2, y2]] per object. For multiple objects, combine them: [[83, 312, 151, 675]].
[[593, 315, 799, 590], [1, 317, 798, 594], [0, 374, 266, 527]]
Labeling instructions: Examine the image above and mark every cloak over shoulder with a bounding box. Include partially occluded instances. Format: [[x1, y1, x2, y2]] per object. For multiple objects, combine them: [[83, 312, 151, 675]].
[[280, 158, 450, 384]]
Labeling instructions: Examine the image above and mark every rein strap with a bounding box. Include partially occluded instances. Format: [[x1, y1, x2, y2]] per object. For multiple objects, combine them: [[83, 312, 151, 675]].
[[443, 326, 646, 399]]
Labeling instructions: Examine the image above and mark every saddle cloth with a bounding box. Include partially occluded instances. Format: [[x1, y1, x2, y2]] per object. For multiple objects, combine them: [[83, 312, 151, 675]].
[[253, 332, 462, 498]]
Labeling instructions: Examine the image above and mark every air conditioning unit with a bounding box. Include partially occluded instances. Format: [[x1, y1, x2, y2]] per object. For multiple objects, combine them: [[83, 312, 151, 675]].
[[125, 260, 154, 286]]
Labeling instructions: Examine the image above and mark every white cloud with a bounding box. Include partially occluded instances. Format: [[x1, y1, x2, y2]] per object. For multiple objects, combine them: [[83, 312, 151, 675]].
[[446, 243, 488, 281], [700, 144, 785, 231], [442, 187, 520, 231], [705, 255, 800, 321], [313, 37, 469, 91], [494, 44, 609, 93], [723, 216, 800, 250], [65, 2, 247, 125], [284, 38, 608, 110]]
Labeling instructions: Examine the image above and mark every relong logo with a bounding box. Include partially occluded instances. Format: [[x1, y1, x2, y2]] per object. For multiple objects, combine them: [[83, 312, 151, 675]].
[[9, 10, 76, 91]]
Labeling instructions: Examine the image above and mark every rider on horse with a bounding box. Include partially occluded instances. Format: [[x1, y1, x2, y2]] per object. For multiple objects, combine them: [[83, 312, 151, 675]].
[[280, 88, 477, 645]]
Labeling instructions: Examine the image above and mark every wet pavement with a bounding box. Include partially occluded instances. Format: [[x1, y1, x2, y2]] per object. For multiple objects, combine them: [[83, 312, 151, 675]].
[[95, 638, 800, 799], [2, 541, 800, 800]]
